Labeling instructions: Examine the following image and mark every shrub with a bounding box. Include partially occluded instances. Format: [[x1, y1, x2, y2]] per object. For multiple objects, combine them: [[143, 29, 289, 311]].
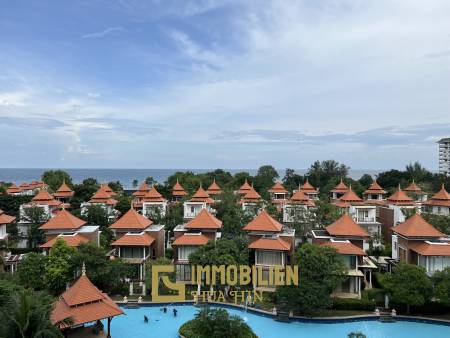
[[331, 298, 376, 311], [179, 308, 258, 338]]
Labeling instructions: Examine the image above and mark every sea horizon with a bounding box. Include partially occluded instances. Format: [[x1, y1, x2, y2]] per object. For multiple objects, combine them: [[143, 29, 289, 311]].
[[0, 168, 385, 189]]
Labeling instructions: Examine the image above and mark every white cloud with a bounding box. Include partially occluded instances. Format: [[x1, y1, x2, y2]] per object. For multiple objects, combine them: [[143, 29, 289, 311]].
[[82, 26, 124, 39]]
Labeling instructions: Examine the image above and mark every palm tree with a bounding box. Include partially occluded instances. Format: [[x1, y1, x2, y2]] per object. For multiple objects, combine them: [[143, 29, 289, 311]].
[[0, 288, 69, 338], [348, 332, 367, 338]]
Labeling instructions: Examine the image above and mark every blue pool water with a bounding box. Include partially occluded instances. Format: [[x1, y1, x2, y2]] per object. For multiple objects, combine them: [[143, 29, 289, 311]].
[[107, 304, 450, 338]]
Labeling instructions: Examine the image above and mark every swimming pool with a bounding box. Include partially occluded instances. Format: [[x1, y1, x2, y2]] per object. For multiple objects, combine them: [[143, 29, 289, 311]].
[[108, 304, 450, 338]]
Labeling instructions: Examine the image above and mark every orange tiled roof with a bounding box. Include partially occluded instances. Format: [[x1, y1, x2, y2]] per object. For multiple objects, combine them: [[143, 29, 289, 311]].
[[39, 209, 86, 230], [6, 183, 22, 194], [243, 210, 283, 232], [0, 209, 15, 224], [392, 213, 444, 238], [111, 232, 155, 246], [52, 274, 123, 327], [404, 180, 422, 193], [190, 186, 214, 203], [241, 186, 262, 202], [109, 208, 153, 230], [132, 181, 150, 197], [423, 185, 450, 207], [207, 179, 223, 195], [100, 183, 116, 196], [363, 181, 386, 195], [40, 234, 89, 248], [290, 189, 315, 206], [32, 189, 56, 201], [143, 186, 167, 202], [409, 241, 450, 256], [172, 179, 187, 196], [19, 182, 32, 190], [53, 182, 74, 198], [30, 181, 45, 188], [238, 179, 252, 194], [331, 179, 349, 193], [337, 186, 363, 203], [172, 233, 210, 246], [249, 237, 291, 251], [320, 240, 365, 255], [185, 209, 222, 229], [89, 186, 117, 205], [326, 213, 369, 237], [268, 182, 288, 194], [301, 179, 318, 192], [387, 186, 414, 205]]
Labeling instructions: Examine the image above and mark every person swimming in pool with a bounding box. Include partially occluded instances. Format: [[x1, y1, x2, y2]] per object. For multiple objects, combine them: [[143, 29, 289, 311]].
[[163, 307, 167, 313], [173, 308, 178, 317], [144, 315, 149, 323]]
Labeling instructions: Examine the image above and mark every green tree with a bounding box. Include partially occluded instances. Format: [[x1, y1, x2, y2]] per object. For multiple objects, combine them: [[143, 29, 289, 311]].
[[22, 206, 47, 249], [71, 243, 130, 294], [108, 181, 123, 194], [405, 162, 433, 182], [188, 238, 249, 267], [213, 191, 251, 238], [16, 253, 48, 291], [282, 168, 304, 192], [382, 263, 432, 313], [42, 170, 73, 192], [163, 203, 184, 234], [82, 204, 113, 245], [253, 165, 279, 199], [145, 176, 157, 186], [432, 267, 450, 305], [179, 308, 258, 338], [71, 178, 99, 210], [115, 194, 132, 215], [307, 160, 349, 190], [0, 195, 33, 217], [45, 238, 76, 295], [0, 283, 65, 338], [422, 213, 450, 235], [358, 174, 373, 189], [276, 243, 346, 315], [132, 179, 138, 188]]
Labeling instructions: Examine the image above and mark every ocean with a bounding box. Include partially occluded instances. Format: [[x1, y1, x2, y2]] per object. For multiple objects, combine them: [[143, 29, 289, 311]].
[[0, 168, 381, 189]]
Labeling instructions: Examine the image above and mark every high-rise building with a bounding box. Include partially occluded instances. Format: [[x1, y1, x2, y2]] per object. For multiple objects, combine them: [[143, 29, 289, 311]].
[[438, 138, 450, 176]]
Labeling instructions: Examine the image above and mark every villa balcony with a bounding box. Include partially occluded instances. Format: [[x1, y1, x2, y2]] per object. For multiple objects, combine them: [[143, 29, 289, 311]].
[[355, 216, 376, 223]]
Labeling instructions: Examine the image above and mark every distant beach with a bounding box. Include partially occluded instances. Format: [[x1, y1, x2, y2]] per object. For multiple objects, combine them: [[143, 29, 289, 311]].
[[0, 168, 382, 189]]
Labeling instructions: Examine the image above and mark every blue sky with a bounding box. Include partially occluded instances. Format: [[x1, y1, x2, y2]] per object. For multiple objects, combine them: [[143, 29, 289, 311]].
[[0, 0, 449, 170]]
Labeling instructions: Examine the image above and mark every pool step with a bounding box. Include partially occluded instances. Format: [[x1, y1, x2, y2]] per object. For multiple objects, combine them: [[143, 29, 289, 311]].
[[379, 312, 396, 323], [124, 300, 140, 309], [274, 311, 291, 323]]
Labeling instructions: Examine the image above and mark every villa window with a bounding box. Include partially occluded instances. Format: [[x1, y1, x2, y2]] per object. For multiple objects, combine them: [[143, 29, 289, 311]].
[[176, 264, 192, 281], [178, 246, 197, 261], [341, 255, 357, 269], [256, 250, 283, 266], [121, 246, 144, 258]]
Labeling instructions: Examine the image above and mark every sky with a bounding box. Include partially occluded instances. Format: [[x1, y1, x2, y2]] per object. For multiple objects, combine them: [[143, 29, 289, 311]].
[[0, 0, 449, 170]]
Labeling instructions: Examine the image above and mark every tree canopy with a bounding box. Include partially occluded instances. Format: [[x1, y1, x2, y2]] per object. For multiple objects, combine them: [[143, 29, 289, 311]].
[[382, 263, 432, 313], [179, 308, 258, 338], [276, 243, 346, 315]]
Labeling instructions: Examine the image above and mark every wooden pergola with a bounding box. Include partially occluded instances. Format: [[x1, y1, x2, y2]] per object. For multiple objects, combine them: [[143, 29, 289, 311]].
[[52, 265, 123, 338]]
